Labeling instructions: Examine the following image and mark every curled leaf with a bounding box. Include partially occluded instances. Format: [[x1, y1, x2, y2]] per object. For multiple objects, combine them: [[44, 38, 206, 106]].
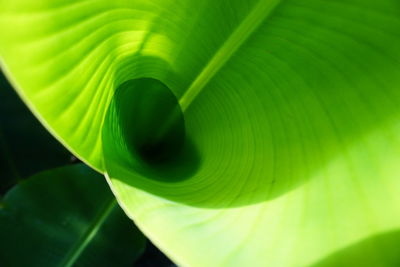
[[1, 0, 400, 266]]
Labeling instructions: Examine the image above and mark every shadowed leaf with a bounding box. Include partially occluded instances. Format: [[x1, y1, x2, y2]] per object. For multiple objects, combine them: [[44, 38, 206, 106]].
[[0, 164, 146, 267]]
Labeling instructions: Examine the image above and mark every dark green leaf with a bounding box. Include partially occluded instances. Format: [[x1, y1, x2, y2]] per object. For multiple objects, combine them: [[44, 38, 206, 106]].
[[0, 164, 146, 267]]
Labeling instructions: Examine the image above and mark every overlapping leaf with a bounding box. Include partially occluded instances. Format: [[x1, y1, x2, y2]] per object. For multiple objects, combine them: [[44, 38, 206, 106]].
[[0, 164, 146, 266]]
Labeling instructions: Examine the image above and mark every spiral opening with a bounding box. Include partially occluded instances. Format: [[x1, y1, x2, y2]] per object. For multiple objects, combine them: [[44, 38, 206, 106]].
[[103, 78, 200, 182]]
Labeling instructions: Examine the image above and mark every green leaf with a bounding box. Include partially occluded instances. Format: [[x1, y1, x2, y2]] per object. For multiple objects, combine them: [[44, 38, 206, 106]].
[[0, 71, 71, 194], [0, 164, 146, 266], [312, 230, 400, 267], [1, 0, 400, 266]]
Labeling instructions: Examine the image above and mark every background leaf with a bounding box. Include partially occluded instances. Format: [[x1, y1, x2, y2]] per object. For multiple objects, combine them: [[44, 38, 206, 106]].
[[0, 164, 146, 267]]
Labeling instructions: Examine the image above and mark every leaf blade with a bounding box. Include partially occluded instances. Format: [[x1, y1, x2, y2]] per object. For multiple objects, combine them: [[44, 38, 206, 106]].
[[2, 0, 400, 266], [0, 164, 146, 267]]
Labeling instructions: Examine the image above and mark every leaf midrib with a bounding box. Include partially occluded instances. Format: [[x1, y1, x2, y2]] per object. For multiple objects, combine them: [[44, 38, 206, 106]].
[[178, 0, 282, 111], [61, 198, 117, 267]]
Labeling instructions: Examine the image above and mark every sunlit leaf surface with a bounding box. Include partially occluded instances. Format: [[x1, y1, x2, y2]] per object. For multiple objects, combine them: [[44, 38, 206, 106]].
[[1, 0, 400, 266]]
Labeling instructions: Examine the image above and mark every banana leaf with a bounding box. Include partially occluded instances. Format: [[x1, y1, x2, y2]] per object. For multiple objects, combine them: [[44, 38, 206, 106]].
[[0, 164, 146, 266], [1, 0, 400, 266]]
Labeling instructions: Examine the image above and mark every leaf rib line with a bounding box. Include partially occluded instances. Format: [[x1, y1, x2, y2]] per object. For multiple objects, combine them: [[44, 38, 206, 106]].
[[61, 198, 117, 267], [178, 0, 282, 111]]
